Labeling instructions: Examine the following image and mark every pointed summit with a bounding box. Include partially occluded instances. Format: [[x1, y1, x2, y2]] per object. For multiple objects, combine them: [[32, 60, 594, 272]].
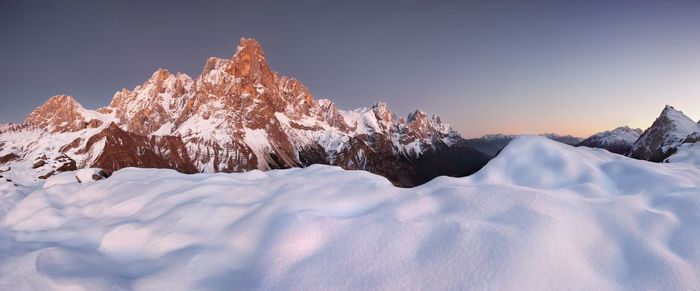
[[150, 68, 172, 81], [37, 95, 80, 108], [227, 37, 273, 80], [25, 95, 105, 133], [407, 109, 427, 122], [628, 105, 700, 161], [235, 37, 265, 56], [26, 95, 81, 123], [108, 66, 194, 135], [660, 105, 694, 122], [371, 101, 396, 123]]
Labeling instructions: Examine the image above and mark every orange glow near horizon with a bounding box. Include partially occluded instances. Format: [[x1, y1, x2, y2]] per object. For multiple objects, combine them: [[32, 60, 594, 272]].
[[453, 101, 700, 139]]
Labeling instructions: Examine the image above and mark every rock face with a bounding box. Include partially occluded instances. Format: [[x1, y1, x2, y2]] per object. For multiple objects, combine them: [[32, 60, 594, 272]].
[[0, 153, 18, 164], [80, 123, 198, 174], [577, 126, 643, 154], [1, 37, 489, 187], [628, 106, 700, 162]]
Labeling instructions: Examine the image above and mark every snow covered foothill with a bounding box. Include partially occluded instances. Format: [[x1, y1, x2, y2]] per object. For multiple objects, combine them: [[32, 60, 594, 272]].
[[1, 136, 700, 290]]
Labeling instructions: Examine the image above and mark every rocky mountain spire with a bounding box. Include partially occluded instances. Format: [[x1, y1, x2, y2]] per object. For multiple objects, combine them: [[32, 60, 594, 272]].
[[226, 38, 274, 81], [628, 105, 700, 161]]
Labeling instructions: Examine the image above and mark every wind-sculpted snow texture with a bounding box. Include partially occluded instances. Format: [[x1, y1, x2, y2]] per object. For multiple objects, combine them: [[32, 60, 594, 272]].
[[1, 136, 699, 290]]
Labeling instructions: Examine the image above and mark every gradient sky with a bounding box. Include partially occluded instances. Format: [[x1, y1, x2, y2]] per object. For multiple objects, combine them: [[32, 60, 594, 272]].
[[1, 0, 699, 138]]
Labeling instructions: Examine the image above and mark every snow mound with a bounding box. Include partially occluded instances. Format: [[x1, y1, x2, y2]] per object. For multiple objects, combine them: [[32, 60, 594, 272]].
[[471, 135, 700, 194], [1, 138, 700, 290]]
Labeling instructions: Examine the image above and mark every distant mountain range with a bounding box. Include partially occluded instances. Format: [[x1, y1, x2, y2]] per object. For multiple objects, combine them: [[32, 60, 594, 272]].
[[576, 105, 699, 161], [1, 38, 698, 186], [464, 133, 583, 158], [1, 38, 489, 187], [577, 126, 643, 155]]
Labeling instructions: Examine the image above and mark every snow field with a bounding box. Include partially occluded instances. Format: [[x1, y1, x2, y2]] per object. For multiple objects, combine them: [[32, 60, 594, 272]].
[[0, 136, 699, 290]]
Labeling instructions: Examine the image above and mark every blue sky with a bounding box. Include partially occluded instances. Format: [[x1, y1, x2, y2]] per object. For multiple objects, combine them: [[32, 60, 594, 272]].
[[1, 0, 699, 137]]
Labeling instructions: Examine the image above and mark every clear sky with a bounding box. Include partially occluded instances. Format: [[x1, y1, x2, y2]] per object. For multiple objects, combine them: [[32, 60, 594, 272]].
[[1, 0, 699, 138]]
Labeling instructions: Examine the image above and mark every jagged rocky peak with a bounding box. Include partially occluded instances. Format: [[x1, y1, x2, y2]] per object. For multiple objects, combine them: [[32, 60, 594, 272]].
[[407, 109, 427, 122], [314, 99, 347, 129], [278, 76, 316, 117], [25, 95, 104, 133], [406, 110, 432, 134], [406, 109, 453, 136], [108, 68, 194, 135], [183, 37, 306, 128], [227, 38, 273, 80], [628, 105, 700, 161], [653, 105, 698, 136], [372, 101, 396, 123], [659, 105, 699, 128], [28, 95, 80, 116], [196, 38, 279, 104]]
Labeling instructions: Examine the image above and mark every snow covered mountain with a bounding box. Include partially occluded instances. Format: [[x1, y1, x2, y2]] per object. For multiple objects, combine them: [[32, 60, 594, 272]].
[[0, 38, 488, 187], [2, 136, 700, 290], [628, 105, 700, 162], [576, 126, 643, 154]]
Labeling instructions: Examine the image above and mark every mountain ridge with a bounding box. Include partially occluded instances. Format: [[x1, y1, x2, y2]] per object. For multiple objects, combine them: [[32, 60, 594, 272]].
[[2, 37, 488, 187], [576, 126, 643, 154]]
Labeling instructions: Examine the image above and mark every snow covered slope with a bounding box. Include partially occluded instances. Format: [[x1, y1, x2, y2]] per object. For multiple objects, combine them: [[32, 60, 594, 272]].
[[1, 136, 699, 290]]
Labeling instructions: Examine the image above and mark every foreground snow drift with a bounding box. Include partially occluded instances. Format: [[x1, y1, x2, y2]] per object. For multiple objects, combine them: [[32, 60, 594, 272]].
[[1, 136, 699, 290]]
